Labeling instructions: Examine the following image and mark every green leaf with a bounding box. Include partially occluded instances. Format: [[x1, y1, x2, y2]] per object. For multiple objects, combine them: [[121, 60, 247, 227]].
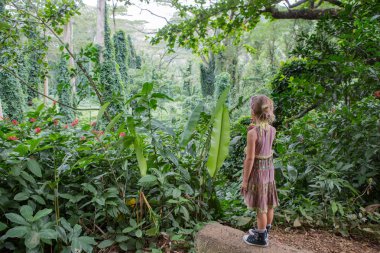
[[142, 82, 154, 95], [134, 136, 147, 177], [71, 236, 96, 253], [127, 117, 148, 176], [138, 175, 158, 187], [27, 159, 42, 177], [180, 206, 189, 221], [151, 92, 173, 101], [206, 104, 230, 177], [145, 227, 159, 237], [39, 229, 57, 240], [331, 201, 338, 215], [0, 222, 7, 232], [135, 229, 142, 238], [31, 195, 46, 205], [180, 102, 203, 147], [4, 226, 29, 238], [172, 189, 181, 199], [5, 213, 29, 226], [98, 239, 114, 249], [82, 183, 98, 195], [14, 192, 30, 201], [105, 113, 123, 134], [21, 171, 36, 184], [96, 102, 110, 124], [33, 209, 52, 221], [122, 226, 135, 233], [25, 231, 40, 249], [20, 205, 34, 221]]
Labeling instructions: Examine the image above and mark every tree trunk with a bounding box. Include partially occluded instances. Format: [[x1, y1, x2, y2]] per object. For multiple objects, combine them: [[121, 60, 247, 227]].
[[63, 19, 76, 106], [43, 77, 49, 104], [95, 0, 106, 48], [0, 99, 3, 120]]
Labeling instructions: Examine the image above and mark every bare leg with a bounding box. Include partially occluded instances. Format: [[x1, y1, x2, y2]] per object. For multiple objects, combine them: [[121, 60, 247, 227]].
[[256, 211, 267, 230], [267, 208, 274, 225]]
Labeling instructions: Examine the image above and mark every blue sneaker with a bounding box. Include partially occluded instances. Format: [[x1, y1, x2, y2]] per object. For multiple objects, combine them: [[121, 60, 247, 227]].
[[243, 230, 268, 247]]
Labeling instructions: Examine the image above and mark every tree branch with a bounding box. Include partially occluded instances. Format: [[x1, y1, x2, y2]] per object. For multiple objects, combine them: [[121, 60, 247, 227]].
[[285, 100, 324, 122], [267, 7, 340, 20]]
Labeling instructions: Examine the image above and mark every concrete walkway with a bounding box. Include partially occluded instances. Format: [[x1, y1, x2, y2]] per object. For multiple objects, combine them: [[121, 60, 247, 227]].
[[195, 222, 312, 253]]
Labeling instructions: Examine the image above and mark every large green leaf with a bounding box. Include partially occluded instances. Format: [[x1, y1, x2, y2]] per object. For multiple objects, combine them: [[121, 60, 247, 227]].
[[27, 159, 42, 177], [180, 102, 203, 147], [33, 209, 52, 221], [5, 213, 29, 226], [20, 205, 34, 222], [96, 102, 110, 124], [25, 231, 40, 249], [134, 136, 147, 176], [3, 226, 29, 238], [138, 175, 158, 187], [127, 117, 147, 176], [71, 236, 96, 253], [206, 104, 230, 178], [0, 222, 7, 232]]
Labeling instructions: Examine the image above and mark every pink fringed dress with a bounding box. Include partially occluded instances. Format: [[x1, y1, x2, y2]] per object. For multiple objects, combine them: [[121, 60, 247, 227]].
[[243, 125, 279, 213]]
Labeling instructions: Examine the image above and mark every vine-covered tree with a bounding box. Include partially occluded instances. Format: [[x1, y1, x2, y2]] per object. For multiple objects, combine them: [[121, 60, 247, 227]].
[[127, 34, 137, 69], [182, 61, 192, 96], [24, 28, 47, 105], [100, 4, 123, 117], [56, 53, 74, 122], [200, 53, 216, 97], [113, 30, 129, 85], [0, 1, 26, 120], [214, 72, 231, 100]]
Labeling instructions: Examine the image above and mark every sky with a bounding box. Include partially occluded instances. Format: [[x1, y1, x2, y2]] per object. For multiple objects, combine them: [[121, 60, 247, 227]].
[[82, 0, 177, 30]]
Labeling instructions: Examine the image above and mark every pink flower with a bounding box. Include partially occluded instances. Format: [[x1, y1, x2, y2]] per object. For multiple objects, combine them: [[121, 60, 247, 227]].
[[11, 119, 19, 126], [53, 119, 59, 126], [53, 100, 57, 106], [34, 127, 41, 134], [80, 136, 86, 141], [91, 121, 97, 127], [119, 132, 126, 138], [7, 136, 19, 141], [71, 118, 79, 127], [29, 118, 36, 123], [374, 90, 380, 99], [64, 124, 69, 129], [92, 130, 104, 137]]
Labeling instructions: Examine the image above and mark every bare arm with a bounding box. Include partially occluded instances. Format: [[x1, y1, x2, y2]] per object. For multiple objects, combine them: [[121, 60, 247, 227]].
[[242, 129, 257, 189]]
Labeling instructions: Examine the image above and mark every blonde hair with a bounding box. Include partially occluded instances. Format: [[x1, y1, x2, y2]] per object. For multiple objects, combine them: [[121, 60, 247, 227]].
[[250, 95, 275, 124]]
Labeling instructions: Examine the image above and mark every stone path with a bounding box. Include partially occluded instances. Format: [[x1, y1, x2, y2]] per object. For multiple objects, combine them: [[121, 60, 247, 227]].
[[195, 222, 312, 253]]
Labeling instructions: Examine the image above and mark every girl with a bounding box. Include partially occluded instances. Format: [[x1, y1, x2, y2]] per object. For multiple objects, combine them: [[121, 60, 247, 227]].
[[241, 95, 279, 247]]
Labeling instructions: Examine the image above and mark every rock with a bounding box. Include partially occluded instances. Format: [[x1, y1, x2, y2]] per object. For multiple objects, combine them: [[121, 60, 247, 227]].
[[195, 222, 311, 253]]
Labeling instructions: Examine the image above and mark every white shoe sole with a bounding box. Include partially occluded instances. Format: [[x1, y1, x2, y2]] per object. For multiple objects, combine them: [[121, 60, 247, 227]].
[[242, 235, 269, 247]]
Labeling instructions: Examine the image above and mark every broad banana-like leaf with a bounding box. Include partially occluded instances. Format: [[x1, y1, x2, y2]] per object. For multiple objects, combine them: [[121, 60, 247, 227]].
[[127, 117, 148, 176], [206, 103, 230, 178], [134, 136, 147, 176], [180, 102, 203, 147]]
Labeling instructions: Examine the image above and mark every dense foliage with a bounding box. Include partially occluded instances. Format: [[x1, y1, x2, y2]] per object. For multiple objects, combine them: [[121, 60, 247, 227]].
[[0, 0, 379, 252]]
